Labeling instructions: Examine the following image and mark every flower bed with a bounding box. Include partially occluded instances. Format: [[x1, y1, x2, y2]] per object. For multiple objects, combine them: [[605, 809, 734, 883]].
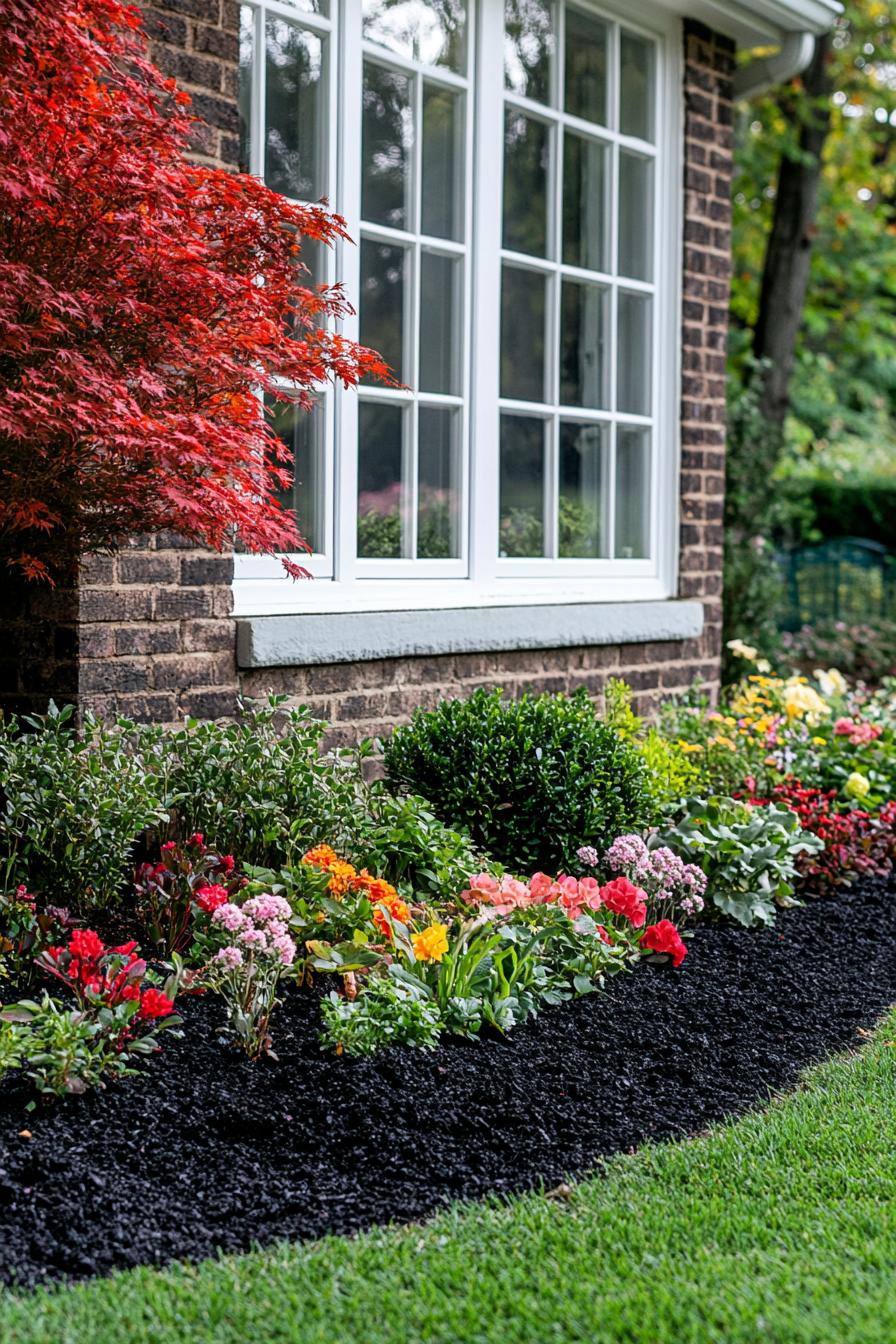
[[2, 871, 895, 1288], [1, 664, 895, 1134]]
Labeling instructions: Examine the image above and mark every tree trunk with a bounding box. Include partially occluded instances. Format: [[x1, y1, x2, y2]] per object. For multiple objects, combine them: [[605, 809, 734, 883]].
[[752, 34, 833, 423]]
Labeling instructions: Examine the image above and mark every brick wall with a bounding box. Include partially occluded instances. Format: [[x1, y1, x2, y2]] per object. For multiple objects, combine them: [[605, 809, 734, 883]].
[[1, 7, 733, 731]]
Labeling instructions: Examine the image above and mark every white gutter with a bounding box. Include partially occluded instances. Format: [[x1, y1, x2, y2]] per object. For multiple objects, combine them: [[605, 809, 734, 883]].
[[733, 29, 819, 99]]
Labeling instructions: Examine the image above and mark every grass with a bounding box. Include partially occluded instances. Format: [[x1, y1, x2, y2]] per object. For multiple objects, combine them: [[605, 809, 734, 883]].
[[3, 1012, 896, 1344]]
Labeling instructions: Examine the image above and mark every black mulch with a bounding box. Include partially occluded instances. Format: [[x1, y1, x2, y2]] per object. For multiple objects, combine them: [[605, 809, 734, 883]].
[[2, 875, 896, 1289]]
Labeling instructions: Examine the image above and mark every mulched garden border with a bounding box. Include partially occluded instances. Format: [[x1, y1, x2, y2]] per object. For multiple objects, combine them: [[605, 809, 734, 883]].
[[2, 874, 896, 1289]]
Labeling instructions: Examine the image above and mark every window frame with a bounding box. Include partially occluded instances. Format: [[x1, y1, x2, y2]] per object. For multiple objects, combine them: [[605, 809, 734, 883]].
[[233, 0, 683, 617]]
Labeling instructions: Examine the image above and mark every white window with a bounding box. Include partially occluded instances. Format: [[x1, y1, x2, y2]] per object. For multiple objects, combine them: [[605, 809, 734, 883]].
[[235, 0, 681, 615]]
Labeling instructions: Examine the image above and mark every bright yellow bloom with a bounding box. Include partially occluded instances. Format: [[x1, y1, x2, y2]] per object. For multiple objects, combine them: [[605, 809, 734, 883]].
[[677, 740, 704, 754], [412, 923, 449, 963], [811, 736, 827, 747], [845, 772, 871, 800]]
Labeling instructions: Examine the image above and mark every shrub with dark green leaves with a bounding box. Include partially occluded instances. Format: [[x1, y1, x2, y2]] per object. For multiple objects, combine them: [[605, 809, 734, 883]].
[[382, 688, 649, 871]]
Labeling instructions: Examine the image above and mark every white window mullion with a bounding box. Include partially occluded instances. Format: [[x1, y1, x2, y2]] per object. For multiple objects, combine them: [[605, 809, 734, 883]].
[[334, 0, 363, 584], [468, 0, 503, 585]]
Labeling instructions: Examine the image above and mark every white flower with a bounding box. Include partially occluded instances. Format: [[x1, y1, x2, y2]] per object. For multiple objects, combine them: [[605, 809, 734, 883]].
[[726, 639, 758, 661], [815, 667, 848, 699]]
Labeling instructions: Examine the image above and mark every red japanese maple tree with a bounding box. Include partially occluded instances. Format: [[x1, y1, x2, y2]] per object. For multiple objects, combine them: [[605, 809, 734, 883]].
[[0, 0, 387, 582]]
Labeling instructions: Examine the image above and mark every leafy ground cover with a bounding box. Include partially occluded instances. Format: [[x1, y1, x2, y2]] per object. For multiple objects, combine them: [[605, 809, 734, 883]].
[[2, 1002, 894, 1343]]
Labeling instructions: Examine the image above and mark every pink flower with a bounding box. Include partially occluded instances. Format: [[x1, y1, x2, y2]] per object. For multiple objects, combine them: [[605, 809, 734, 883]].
[[271, 933, 297, 966], [578, 876, 602, 910], [834, 718, 854, 736], [238, 927, 269, 951], [213, 945, 243, 971], [461, 873, 500, 904], [600, 877, 648, 928], [211, 903, 246, 933], [242, 892, 292, 924], [529, 871, 561, 902]]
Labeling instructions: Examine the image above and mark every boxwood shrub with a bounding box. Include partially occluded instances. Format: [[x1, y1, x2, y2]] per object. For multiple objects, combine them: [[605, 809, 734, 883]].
[[382, 687, 649, 872]]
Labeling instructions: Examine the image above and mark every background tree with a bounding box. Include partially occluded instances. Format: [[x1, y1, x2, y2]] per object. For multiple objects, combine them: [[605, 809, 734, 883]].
[[0, 0, 386, 584], [724, 0, 896, 664]]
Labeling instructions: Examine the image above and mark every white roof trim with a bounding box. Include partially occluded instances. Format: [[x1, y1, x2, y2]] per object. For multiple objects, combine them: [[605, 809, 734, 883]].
[[654, 0, 840, 45]]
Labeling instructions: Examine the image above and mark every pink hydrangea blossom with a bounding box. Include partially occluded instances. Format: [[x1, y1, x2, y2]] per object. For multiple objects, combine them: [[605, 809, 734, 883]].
[[238, 927, 269, 951], [576, 845, 600, 867], [271, 933, 297, 966]]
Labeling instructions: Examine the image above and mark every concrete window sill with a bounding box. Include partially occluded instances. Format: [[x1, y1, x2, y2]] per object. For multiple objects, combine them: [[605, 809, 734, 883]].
[[236, 600, 704, 669]]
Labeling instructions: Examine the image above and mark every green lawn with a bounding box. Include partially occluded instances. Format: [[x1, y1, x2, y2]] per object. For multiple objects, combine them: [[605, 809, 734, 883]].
[[3, 1011, 896, 1344]]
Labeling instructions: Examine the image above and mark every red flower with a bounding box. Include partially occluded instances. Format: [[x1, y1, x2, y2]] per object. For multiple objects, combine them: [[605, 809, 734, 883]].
[[161, 841, 177, 853], [219, 855, 236, 874], [641, 920, 688, 967], [189, 833, 205, 848], [68, 929, 105, 961], [196, 883, 229, 913], [595, 925, 612, 945], [110, 941, 139, 956], [599, 877, 648, 928], [138, 988, 175, 1020]]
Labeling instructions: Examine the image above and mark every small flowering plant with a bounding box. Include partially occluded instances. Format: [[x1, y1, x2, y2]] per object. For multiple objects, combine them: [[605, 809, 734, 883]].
[[201, 892, 298, 1059], [134, 833, 241, 956], [0, 886, 76, 984], [32, 929, 182, 1060], [598, 836, 708, 922]]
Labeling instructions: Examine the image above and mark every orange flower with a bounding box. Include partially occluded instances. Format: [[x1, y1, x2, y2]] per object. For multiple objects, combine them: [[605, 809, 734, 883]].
[[302, 844, 339, 870], [412, 923, 449, 963], [355, 870, 400, 904], [372, 892, 410, 937], [326, 860, 359, 898]]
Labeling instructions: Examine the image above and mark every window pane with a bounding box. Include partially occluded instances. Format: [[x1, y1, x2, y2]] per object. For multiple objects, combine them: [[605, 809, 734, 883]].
[[264, 19, 326, 199], [562, 133, 608, 272], [238, 6, 253, 174], [504, 0, 553, 104], [620, 30, 655, 141], [617, 291, 652, 414], [503, 111, 550, 257], [564, 7, 607, 125], [363, 0, 466, 72], [618, 151, 653, 281], [501, 266, 546, 402], [360, 240, 406, 382], [420, 252, 460, 395], [560, 280, 608, 408], [615, 427, 650, 558], [418, 407, 461, 558], [422, 85, 463, 241], [500, 415, 547, 557], [358, 402, 407, 558], [362, 62, 412, 229], [559, 422, 605, 557], [277, 0, 328, 12], [269, 397, 326, 554]]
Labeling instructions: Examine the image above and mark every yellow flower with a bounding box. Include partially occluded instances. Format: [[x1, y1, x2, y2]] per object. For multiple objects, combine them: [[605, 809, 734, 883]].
[[845, 772, 871, 800], [782, 683, 830, 725], [677, 740, 704, 754], [811, 736, 827, 747], [412, 923, 449, 963]]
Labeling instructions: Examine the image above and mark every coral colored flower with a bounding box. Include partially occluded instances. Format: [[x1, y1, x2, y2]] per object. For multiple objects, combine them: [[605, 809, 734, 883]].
[[599, 877, 648, 927], [138, 988, 176, 1020], [412, 923, 449, 963], [529, 871, 562, 902], [578, 876, 602, 910], [461, 872, 500, 903], [196, 883, 229, 914], [640, 920, 687, 967]]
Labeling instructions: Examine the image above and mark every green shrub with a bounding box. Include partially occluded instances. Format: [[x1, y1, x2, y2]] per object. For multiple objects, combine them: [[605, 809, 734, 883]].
[[135, 696, 367, 867], [656, 796, 823, 927], [0, 703, 167, 910], [350, 788, 480, 901], [383, 687, 649, 871], [603, 679, 702, 814], [319, 979, 442, 1056]]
